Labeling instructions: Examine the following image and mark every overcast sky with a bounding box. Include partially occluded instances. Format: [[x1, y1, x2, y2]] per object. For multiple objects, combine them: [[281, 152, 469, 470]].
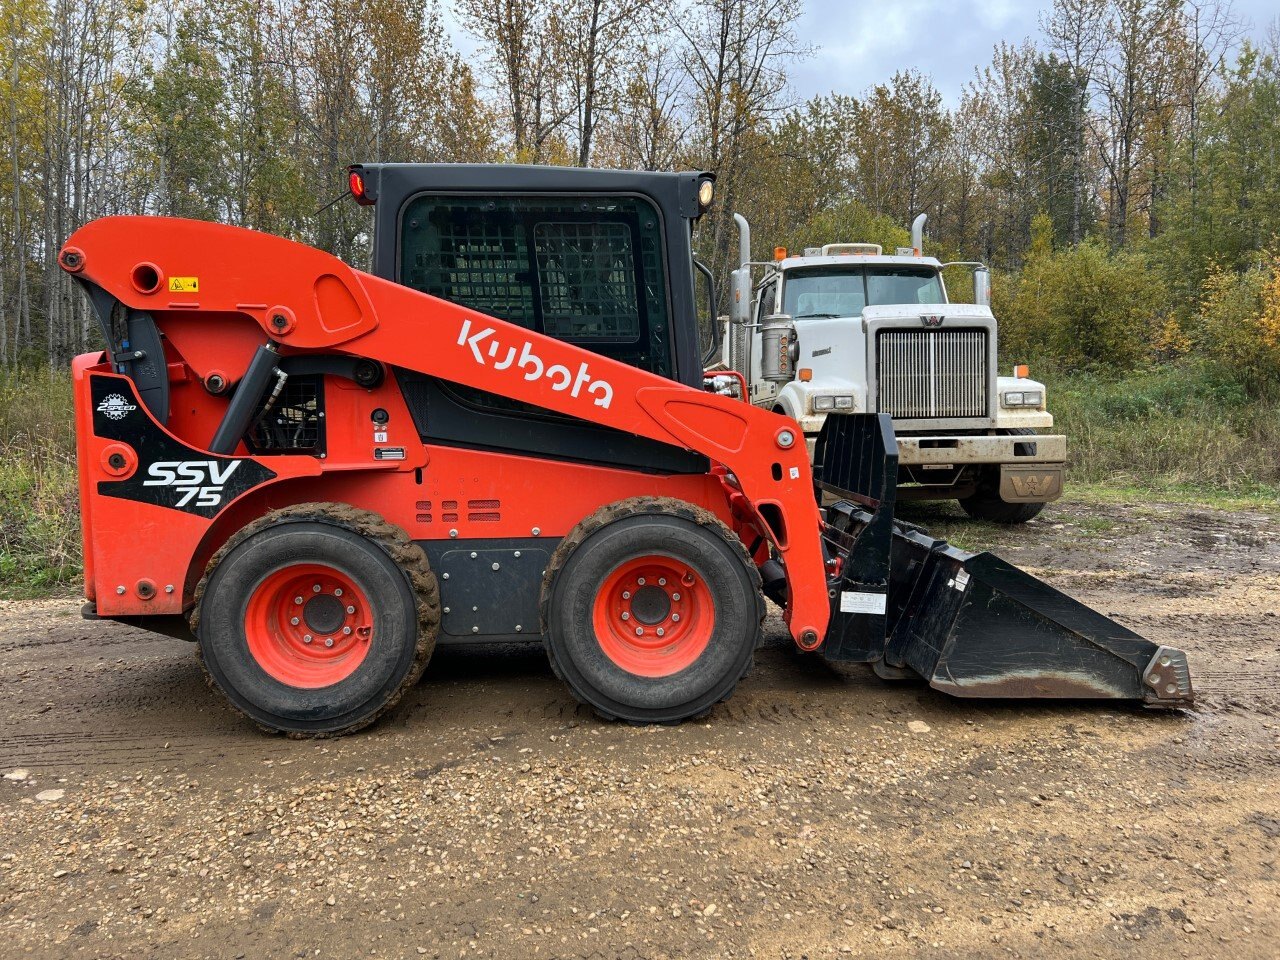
[[789, 0, 1279, 104]]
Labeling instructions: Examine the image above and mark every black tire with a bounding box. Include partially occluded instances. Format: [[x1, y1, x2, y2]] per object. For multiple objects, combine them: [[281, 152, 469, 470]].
[[959, 492, 1045, 524], [541, 497, 763, 724], [192, 503, 439, 736], [959, 429, 1048, 524]]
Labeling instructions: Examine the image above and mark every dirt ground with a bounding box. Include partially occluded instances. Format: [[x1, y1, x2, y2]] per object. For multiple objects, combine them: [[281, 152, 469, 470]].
[[0, 496, 1277, 959]]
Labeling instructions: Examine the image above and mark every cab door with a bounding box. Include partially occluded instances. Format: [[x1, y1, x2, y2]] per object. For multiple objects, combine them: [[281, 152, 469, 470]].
[[750, 276, 779, 407]]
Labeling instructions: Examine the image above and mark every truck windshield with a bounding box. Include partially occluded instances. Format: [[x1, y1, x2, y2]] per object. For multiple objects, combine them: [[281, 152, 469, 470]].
[[783, 267, 944, 318]]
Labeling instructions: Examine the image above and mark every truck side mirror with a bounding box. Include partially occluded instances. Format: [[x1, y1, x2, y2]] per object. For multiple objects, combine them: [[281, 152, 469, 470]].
[[974, 268, 991, 308], [730, 267, 752, 324]]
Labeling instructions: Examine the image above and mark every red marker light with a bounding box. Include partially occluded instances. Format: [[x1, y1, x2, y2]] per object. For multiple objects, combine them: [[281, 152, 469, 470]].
[[349, 170, 374, 205]]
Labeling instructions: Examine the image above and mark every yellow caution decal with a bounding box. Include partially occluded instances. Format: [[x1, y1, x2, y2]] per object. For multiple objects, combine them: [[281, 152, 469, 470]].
[[168, 276, 199, 293]]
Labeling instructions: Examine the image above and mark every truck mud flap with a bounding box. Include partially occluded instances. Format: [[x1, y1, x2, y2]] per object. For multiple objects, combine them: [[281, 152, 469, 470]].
[[813, 413, 1193, 706]]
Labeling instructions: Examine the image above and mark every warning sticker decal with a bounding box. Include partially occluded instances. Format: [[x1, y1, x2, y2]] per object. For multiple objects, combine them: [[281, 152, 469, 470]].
[[839, 591, 887, 615], [168, 276, 199, 293]]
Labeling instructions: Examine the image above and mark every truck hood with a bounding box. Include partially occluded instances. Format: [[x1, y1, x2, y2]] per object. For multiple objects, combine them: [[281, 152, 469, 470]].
[[860, 303, 995, 325]]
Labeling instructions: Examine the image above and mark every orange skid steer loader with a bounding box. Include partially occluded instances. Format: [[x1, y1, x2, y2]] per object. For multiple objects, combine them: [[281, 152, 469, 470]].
[[61, 164, 1192, 735]]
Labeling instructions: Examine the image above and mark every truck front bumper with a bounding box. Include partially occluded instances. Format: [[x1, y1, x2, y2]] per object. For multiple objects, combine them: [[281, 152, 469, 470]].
[[806, 431, 1067, 503], [895, 433, 1066, 466], [805, 432, 1066, 465]]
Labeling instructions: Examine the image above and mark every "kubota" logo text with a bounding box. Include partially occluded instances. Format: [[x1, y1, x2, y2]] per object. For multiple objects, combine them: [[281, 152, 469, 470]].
[[144, 460, 242, 508], [457, 318, 614, 409]]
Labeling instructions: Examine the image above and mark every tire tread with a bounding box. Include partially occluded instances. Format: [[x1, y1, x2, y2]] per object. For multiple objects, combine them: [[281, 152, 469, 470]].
[[539, 496, 764, 723], [191, 502, 440, 737]]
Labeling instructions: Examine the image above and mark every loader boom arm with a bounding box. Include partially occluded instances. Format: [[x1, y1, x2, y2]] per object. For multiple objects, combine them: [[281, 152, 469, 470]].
[[60, 216, 831, 646]]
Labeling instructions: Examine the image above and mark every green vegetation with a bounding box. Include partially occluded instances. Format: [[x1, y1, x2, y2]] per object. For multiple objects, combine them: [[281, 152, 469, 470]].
[[1050, 365, 1280, 492], [0, 370, 80, 596]]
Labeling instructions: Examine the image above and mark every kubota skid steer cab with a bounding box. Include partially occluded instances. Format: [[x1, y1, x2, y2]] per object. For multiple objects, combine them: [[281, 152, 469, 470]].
[[63, 163, 1191, 736]]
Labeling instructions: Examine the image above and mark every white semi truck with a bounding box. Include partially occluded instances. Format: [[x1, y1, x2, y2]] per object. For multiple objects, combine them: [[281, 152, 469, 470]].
[[717, 214, 1065, 523]]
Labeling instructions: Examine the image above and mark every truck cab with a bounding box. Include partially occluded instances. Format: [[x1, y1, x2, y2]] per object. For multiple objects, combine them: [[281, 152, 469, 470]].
[[719, 217, 1066, 523]]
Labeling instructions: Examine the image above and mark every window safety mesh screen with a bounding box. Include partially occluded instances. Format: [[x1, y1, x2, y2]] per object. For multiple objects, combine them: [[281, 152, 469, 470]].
[[535, 221, 639, 340], [404, 206, 535, 328], [399, 195, 671, 378]]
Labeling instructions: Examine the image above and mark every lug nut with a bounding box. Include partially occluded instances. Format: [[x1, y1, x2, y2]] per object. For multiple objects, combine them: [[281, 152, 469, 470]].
[[342, 626, 352, 635], [672, 614, 680, 622], [291, 617, 300, 626], [622, 591, 631, 600], [672, 593, 681, 601], [658, 578, 666, 586], [656, 628, 665, 637], [324, 638, 334, 648], [303, 634, 313, 643], [295, 596, 303, 604], [621, 612, 630, 621], [312, 584, 321, 593], [334, 588, 343, 597], [638, 577, 646, 585], [346, 605, 355, 614], [635, 627, 644, 636]]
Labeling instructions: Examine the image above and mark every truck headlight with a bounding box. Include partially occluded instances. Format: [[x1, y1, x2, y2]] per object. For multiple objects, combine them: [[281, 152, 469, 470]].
[[1002, 390, 1043, 408], [814, 395, 855, 412]]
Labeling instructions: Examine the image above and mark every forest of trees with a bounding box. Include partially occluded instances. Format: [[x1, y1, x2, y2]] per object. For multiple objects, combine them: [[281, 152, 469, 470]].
[[1, 0, 1278, 388]]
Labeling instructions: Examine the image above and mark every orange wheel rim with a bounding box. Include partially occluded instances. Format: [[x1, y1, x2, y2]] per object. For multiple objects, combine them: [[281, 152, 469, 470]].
[[244, 563, 374, 688], [592, 555, 714, 677]]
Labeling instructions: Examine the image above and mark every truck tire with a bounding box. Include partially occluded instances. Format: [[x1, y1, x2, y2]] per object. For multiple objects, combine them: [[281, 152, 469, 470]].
[[193, 504, 439, 736], [541, 497, 763, 724], [959, 429, 1046, 524], [959, 492, 1045, 524]]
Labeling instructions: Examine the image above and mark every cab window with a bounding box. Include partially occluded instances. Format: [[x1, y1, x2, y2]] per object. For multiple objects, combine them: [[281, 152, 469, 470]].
[[398, 194, 673, 378], [866, 267, 945, 306], [783, 269, 865, 318], [782, 266, 945, 318]]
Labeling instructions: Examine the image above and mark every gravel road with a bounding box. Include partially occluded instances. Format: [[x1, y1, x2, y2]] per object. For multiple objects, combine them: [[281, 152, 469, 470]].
[[0, 497, 1277, 959]]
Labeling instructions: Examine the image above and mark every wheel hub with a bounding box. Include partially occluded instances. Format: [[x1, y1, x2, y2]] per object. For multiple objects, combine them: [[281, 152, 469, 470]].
[[629, 585, 671, 624], [244, 564, 374, 688], [592, 555, 714, 678], [303, 594, 345, 634]]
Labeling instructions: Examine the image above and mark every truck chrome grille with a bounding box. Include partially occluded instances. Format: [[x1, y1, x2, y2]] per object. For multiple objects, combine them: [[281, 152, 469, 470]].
[[876, 330, 988, 419]]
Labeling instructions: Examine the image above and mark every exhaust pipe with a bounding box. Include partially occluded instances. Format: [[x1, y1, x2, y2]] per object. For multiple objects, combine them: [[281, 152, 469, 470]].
[[911, 214, 926, 255], [730, 214, 752, 326]]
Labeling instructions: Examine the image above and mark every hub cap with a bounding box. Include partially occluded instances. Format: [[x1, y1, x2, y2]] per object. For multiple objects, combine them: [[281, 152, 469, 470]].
[[592, 556, 714, 677], [244, 564, 374, 688]]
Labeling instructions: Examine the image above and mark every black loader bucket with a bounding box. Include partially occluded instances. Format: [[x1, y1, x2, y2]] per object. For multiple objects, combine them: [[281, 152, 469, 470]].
[[810, 414, 1192, 706]]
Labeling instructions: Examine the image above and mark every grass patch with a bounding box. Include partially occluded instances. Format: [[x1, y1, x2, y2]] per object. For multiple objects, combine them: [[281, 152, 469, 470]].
[[1049, 363, 1280, 491], [0, 368, 81, 598]]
